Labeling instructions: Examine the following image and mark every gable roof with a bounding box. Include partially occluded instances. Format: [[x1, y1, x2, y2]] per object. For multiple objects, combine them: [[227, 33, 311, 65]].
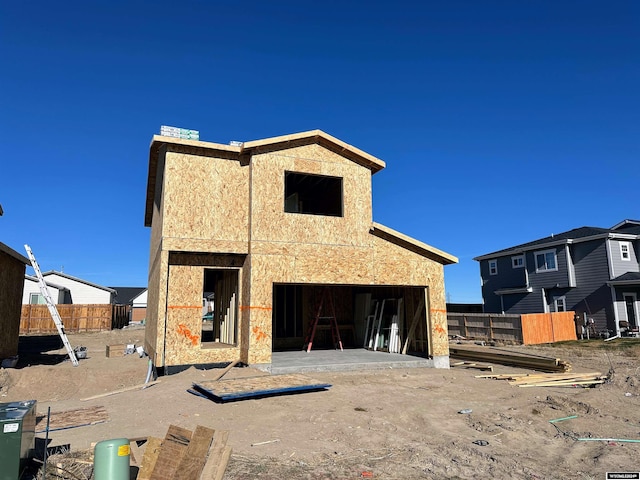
[[42, 271, 116, 293], [145, 130, 386, 226], [474, 220, 640, 261], [25, 274, 68, 291], [370, 222, 458, 265], [110, 286, 147, 304], [611, 219, 640, 235]]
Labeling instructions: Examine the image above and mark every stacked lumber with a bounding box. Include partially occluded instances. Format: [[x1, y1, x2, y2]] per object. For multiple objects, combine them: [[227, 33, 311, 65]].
[[136, 424, 231, 480], [449, 345, 571, 372], [476, 372, 607, 388]]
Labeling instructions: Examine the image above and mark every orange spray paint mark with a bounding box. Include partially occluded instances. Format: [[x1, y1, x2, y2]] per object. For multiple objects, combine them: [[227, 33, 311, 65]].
[[177, 323, 200, 346], [252, 326, 268, 342], [434, 324, 446, 335]]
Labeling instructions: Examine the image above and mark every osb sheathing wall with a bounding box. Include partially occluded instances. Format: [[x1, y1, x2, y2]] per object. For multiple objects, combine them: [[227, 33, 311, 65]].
[[0, 252, 26, 359], [163, 150, 249, 252], [371, 236, 449, 357], [145, 146, 250, 366], [250, 145, 372, 248], [164, 264, 245, 366]]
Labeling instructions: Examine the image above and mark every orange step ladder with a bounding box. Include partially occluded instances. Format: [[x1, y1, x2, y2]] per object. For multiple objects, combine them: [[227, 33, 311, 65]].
[[303, 287, 343, 352]]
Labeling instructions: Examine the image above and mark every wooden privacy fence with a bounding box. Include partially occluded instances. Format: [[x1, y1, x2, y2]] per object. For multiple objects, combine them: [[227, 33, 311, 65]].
[[447, 311, 577, 345], [20, 304, 130, 334]]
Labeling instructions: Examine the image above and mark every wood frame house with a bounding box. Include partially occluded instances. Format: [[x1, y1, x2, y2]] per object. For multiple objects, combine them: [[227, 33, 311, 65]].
[[144, 130, 457, 372]]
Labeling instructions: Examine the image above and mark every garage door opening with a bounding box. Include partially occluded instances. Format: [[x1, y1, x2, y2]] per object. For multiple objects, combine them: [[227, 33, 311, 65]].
[[272, 284, 430, 356]]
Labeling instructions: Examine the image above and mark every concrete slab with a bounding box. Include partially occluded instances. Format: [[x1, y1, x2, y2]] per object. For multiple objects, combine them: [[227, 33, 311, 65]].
[[254, 348, 435, 374]]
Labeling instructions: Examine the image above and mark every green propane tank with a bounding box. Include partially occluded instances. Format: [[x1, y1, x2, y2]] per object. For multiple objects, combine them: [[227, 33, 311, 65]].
[[94, 438, 130, 480]]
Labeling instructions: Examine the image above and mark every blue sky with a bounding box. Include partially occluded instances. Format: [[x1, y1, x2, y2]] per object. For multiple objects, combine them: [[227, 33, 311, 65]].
[[1, 1, 638, 303]]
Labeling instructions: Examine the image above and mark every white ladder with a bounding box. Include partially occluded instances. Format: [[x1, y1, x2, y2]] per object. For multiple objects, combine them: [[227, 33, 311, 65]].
[[24, 245, 79, 366]]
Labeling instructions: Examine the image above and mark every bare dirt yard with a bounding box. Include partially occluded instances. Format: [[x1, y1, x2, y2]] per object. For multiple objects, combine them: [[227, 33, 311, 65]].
[[2, 326, 639, 479]]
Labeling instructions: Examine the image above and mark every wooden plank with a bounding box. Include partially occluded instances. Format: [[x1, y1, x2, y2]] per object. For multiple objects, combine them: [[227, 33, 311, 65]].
[[200, 430, 229, 480], [130, 439, 143, 467], [215, 446, 232, 480], [210, 360, 240, 381], [80, 380, 160, 401], [174, 425, 215, 480], [150, 425, 192, 480], [193, 373, 331, 402], [35, 406, 109, 433], [137, 437, 163, 480], [402, 297, 425, 354]]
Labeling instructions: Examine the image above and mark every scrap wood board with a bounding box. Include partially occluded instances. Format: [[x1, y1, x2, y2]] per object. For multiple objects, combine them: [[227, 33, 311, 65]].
[[192, 373, 331, 402], [36, 405, 109, 432]]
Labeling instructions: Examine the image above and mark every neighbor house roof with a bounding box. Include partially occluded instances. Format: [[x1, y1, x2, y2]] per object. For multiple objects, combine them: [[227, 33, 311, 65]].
[[608, 272, 640, 286], [110, 287, 147, 305], [145, 130, 386, 226], [474, 219, 640, 261], [25, 274, 68, 291], [42, 271, 116, 293], [370, 222, 458, 265]]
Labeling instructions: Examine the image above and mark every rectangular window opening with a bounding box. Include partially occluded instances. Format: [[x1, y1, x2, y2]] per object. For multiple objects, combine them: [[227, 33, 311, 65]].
[[202, 268, 239, 346], [284, 171, 343, 217]]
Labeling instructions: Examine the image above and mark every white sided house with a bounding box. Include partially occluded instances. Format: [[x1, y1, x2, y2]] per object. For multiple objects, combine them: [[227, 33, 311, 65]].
[[23, 271, 116, 305], [22, 275, 70, 304]]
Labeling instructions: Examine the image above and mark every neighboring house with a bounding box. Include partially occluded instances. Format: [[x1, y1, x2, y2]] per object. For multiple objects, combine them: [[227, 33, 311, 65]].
[[111, 287, 148, 322], [24, 271, 117, 304], [23, 275, 70, 304], [474, 220, 640, 336], [0, 242, 29, 360], [144, 129, 458, 372]]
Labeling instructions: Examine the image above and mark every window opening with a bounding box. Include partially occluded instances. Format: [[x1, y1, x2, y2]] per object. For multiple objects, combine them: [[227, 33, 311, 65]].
[[284, 171, 343, 216]]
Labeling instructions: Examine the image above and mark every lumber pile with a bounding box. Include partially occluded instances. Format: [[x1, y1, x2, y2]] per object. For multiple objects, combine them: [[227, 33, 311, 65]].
[[476, 372, 607, 388], [449, 345, 571, 372], [136, 424, 231, 480]]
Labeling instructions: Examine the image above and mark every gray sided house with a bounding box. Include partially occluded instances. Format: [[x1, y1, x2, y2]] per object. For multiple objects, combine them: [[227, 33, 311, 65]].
[[474, 220, 640, 336]]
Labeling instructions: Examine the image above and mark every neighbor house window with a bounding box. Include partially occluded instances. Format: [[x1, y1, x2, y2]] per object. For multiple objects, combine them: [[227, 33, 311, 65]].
[[554, 296, 566, 312], [535, 249, 557, 272], [512, 255, 524, 268], [29, 293, 46, 304], [488, 259, 498, 275], [620, 242, 631, 261], [284, 171, 343, 217]]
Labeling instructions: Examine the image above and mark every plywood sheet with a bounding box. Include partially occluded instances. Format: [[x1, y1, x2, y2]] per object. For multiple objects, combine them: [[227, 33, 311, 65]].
[[193, 373, 331, 402], [150, 425, 192, 480]]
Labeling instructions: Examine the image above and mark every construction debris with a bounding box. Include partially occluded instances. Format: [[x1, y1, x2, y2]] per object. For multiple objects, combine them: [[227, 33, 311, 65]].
[[450, 345, 571, 372], [138, 424, 230, 480], [476, 371, 607, 388], [450, 361, 494, 372], [36, 406, 109, 433]]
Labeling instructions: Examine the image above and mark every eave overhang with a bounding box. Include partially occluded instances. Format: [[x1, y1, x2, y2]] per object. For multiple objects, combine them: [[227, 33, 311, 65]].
[[370, 222, 458, 265]]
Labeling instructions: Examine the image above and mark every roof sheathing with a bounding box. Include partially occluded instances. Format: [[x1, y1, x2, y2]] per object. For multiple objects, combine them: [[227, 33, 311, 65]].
[[145, 130, 386, 227]]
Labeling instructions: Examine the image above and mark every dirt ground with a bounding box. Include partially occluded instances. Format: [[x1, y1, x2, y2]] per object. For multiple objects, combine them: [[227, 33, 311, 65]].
[[2, 326, 640, 479]]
